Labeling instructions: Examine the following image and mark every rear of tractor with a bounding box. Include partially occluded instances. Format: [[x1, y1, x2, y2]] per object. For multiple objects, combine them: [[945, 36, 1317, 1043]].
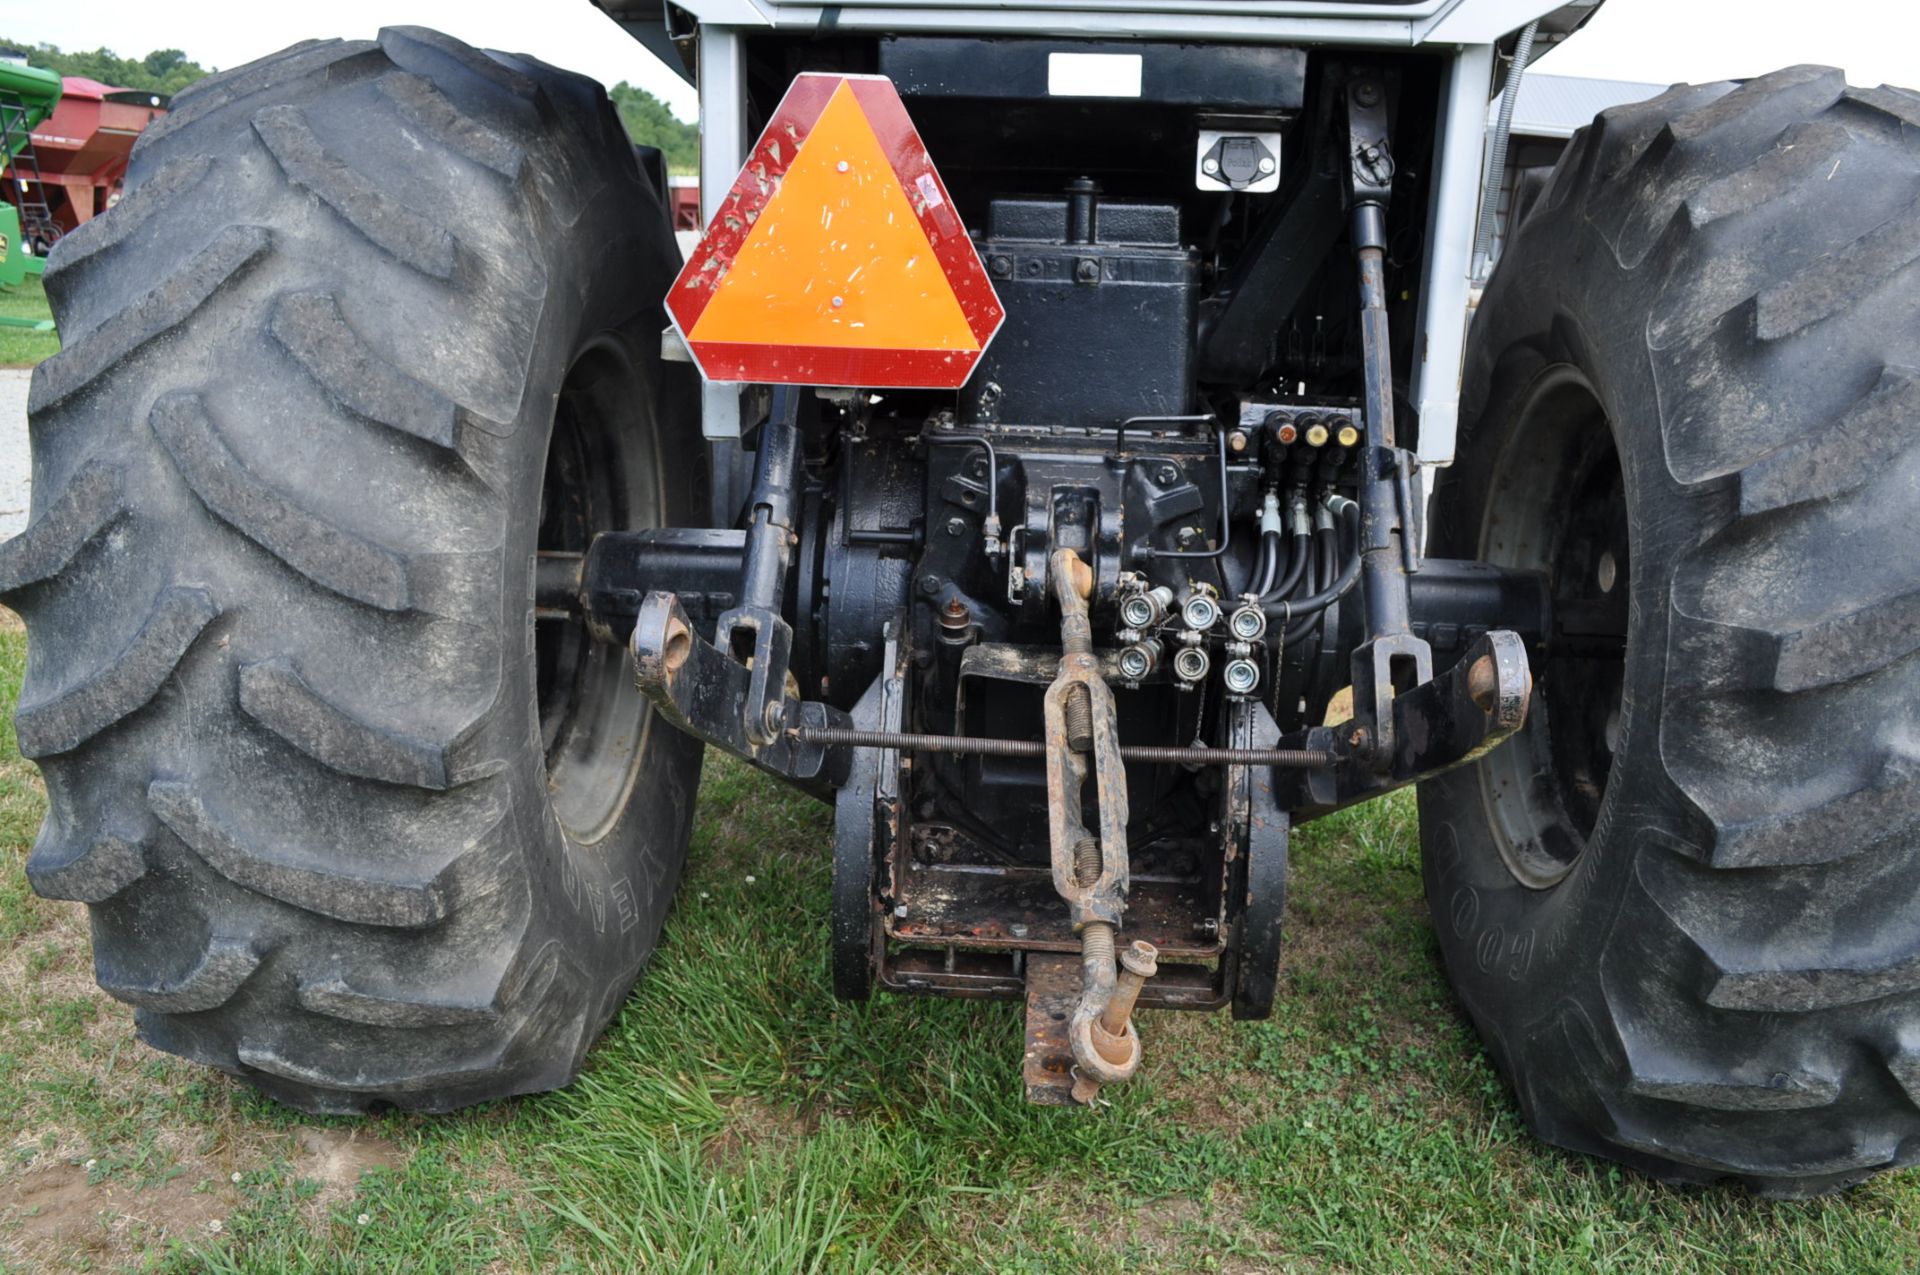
[[11, 3, 1920, 1196]]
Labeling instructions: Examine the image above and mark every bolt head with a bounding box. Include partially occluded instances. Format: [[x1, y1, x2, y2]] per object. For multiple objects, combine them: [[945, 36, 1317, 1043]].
[[831, 295, 845, 308], [988, 253, 1013, 278], [1227, 430, 1249, 453], [1202, 157, 1219, 173], [946, 516, 968, 537], [1074, 258, 1101, 284], [837, 159, 850, 173], [920, 575, 942, 596], [1258, 156, 1276, 174], [1120, 940, 1159, 978]]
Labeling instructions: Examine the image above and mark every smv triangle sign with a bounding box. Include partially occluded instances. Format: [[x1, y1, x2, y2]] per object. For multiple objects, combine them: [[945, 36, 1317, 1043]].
[[667, 73, 1004, 389]]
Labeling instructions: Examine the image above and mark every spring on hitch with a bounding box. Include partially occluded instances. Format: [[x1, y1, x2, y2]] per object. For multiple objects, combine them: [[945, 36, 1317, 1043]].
[[1041, 548, 1155, 1099]]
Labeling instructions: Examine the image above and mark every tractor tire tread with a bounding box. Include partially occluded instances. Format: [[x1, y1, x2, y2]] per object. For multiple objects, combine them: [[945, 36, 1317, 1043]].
[[1430, 63, 1920, 1194], [15, 28, 699, 1114]]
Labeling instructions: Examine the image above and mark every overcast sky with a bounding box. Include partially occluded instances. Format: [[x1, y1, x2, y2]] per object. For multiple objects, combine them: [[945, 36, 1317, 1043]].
[[5, 0, 1916, 123]]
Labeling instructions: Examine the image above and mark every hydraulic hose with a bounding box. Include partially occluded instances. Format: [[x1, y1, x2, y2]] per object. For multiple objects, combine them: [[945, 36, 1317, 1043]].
[[1472, 19, 1540, 281], [1284, 547, 1363, 646], [1255, 530, 1283, 597], [1264, 501, 1361, 628], [1263, 531, 1311, 602]]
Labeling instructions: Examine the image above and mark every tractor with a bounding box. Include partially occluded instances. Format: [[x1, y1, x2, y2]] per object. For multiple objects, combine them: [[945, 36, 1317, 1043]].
[[11, 0, 1919, 1196]]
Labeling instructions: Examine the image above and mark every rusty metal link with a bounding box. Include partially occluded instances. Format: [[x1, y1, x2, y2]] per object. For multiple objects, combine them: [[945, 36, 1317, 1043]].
[[1041, 547, 1151, 1098]]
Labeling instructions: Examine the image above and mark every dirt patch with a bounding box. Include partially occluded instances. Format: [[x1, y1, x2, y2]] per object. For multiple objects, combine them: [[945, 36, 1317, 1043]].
[[0, 608, 21, 634], [703, 1095, 814, 1167], [291, 1127, 406, 1191], [1129, 1191, 1207, 1258], [0, 1120, 408, 1267], [0, 1160, 238, 1266]]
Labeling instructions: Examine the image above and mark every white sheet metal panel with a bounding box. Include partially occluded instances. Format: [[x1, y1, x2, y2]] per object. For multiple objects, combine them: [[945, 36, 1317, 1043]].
[[697, 26, 749, 438], [1412, 42, 1496, 467], [1504, 72, 1665, 138], [796, 0, 1448, 13], [675, 0, 1451, 18], [682, 0, 774, 22], [1418, 0, 1580, 42], [671, 0, 1573, 43]]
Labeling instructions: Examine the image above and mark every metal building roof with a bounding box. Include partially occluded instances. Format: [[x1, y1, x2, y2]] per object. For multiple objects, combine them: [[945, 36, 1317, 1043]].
[[1497, 72, 1668, 139]]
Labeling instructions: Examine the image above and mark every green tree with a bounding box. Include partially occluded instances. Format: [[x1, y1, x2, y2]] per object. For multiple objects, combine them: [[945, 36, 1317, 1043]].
[[609, 81, 697, 173], [0, 38, 210, 96]]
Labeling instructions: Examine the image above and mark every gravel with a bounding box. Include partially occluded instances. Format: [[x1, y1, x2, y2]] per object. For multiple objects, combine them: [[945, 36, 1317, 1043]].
[[0, 368, 30, 541]]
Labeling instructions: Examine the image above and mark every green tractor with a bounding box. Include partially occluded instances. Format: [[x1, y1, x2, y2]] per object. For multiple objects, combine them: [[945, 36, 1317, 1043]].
[[0, 55, 60, 288]]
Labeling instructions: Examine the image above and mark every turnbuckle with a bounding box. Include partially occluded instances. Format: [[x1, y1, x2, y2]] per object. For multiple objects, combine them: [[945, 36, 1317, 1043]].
[[1040, 548, 1156, 1099]]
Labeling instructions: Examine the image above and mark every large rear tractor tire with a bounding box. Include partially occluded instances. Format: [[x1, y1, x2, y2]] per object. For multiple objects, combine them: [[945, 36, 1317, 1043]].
[[8, 28, 705, 1113], [1421, 67, 1920, 1194]]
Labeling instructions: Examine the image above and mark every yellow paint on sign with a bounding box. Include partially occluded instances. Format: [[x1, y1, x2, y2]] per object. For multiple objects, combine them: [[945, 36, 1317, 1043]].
[[687, 82, 979, 352]]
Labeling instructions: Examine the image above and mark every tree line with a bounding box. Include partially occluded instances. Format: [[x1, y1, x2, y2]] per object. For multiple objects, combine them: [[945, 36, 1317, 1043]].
[[2, 38, 697, 171]]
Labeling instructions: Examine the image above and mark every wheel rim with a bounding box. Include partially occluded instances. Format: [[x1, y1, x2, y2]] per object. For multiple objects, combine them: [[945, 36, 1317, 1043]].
[[535, 337, 661, 844], [1475, 366, 1629, 890]]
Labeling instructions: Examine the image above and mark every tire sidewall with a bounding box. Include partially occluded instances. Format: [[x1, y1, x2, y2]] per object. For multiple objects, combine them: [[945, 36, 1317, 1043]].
[[497, 167, 706, 1027], [1419, 215, 1715, 1087]]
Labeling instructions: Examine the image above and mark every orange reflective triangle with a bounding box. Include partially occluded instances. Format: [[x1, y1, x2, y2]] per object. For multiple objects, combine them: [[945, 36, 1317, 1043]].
[[688, 82, 979, 352]]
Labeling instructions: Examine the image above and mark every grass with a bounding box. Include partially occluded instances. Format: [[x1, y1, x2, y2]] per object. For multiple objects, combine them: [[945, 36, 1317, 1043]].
[[0, 279, 58, 368], [0, 613, 1915, 1271]]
